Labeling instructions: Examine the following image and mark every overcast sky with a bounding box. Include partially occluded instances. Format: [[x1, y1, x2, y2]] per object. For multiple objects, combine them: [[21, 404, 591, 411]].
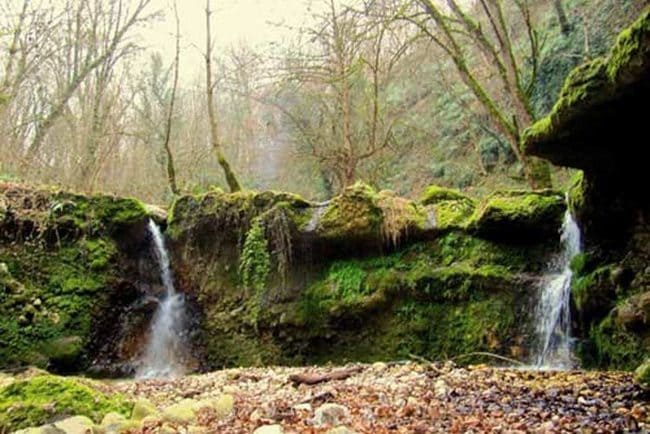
[[140, 0, 331, 78]]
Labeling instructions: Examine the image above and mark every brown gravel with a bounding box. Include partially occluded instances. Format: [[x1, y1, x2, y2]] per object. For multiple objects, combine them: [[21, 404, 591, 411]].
[[114, 362, 650, 433]]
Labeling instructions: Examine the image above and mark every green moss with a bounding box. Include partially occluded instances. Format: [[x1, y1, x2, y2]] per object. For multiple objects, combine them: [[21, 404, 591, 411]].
[[580, 315, 646, 370], [523, 8, 650, 152], [607, 8, 650, 82], [51, 193, 148, 234], [328, 261, 368, 300], [572, 265, 616, 316], [0, 374, 132, 431], [468, 190, 565, 240], [635, 358, 650, 387], [0, 237, 119, 369], [420, 185, 472, 205], [434, 199, 476, 229], [567, 171, 585, 215], [318, 183, 382, 240]]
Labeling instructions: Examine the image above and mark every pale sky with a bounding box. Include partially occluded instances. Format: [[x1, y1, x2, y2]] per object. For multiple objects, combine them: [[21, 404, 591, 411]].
[[141, 0, 331, 76]]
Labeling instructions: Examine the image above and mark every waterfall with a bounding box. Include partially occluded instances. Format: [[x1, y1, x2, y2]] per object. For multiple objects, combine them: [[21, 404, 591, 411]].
[[136, 220, 187, 379], [532, 208, 581, 369]]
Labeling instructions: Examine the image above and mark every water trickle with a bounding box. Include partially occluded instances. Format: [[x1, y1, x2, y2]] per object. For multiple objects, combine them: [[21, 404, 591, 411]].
[[533, 208, 581, 370], [305, 203, 328, 232], [136, 220, 187, 379]]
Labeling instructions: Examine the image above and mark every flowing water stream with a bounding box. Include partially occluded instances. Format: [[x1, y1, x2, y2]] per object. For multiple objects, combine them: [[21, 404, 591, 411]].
[[532, 208, 581, 369], [136, 220, 187, 378]]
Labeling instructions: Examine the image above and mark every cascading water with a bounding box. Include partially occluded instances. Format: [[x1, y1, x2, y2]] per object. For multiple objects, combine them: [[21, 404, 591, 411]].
[[136, 220, 187, 379], [532, 207, 581, 369]]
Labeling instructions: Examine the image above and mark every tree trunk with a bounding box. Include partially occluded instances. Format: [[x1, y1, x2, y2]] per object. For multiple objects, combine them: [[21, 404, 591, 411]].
[[205, 0, 241, 193], [554, 0, 571, 36], [162, 0, 181, 196]]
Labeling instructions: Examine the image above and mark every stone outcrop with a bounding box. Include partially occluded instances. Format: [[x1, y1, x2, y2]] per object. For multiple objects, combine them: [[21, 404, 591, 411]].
[[167, 182, 564, 369], [1, 180, 567, 373], [0, 182, 156, 374], [523, 8, 650, 370]]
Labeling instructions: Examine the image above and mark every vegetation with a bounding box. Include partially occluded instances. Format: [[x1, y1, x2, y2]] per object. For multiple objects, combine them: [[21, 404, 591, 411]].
[[0, 374, 132, 431], [0, 0, 642, 201], [0, 185, 149, 370]]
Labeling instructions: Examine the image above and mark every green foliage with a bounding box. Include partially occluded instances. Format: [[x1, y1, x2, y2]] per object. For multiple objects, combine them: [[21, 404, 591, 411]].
[[239, 218, 270, 294], [0, 374, 132, 431], [328, 261, 368, 301], [579, 315, 646, 370]]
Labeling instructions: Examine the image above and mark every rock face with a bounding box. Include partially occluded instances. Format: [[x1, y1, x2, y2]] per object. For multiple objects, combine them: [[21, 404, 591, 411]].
[[0, 182, 155, 374], [168, 182, 564, 368], [0, 180, 567, 373], [523, 8, 650, 369]]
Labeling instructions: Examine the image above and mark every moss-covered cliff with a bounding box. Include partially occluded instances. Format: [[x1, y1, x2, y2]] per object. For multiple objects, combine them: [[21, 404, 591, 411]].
[[0, 182, 152, 373], [523, 8, 650, 370], [167, 183, 564, 368]]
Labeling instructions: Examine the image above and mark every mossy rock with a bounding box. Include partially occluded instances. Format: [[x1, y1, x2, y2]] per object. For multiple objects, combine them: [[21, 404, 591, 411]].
[[317, 183, 383, 241], [420, 185, 472, 206], [572, 265, 617, 325], [577, 314, 647, 371], [635, 358, 650, 387], [0, 374, 132, 432], [40, 336, 84, 370], [523, 8, 650, 169], [468, 190, 565, 241]]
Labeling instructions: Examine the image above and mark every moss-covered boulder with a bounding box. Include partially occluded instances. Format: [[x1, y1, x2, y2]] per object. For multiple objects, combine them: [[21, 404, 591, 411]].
[[635, 358, 650, 387], [418, 185, 476, 230], [467, 190, 565, 241], [0, 374, 132, 432], [420, 185, 471, 205]]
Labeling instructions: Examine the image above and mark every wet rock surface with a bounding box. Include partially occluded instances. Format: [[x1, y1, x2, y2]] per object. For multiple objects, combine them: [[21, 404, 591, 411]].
[[113, 362, 650, 433]]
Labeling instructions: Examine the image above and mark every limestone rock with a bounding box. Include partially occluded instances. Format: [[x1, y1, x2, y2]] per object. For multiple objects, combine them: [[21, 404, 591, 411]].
[[327, 427, 359, 434], [162, 399, 199, 424], [100, 412, 128, 433], [51, 416, 94, 434], [313, 403, 349, 427], [253, 424, 284, 434], [131, 398, 159, 421], [211, 394, 235, 418], [12, 428, 44, 434]]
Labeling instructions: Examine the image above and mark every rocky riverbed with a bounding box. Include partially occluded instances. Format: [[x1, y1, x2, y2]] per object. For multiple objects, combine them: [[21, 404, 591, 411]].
[[106, 362, 649, 433]]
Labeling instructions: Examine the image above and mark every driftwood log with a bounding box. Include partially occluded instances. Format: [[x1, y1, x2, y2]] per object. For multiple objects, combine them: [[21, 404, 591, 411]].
[[289, 366, 363, 386]]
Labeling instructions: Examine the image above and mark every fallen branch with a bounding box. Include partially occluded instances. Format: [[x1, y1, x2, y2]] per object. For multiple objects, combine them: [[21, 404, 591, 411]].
[[408, 353, 433, 364], [289, 366, 363, 386], [451, 352, 525, 366]]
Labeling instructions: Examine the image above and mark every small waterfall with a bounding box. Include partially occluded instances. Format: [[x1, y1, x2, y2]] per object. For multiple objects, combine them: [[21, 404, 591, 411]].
[[305, 203, 328, 232], [136, 220, 187, 379], [533, 208, 581, 369]]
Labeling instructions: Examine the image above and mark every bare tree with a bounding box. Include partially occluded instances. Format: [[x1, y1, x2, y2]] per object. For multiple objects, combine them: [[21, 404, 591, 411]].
[[205, 0, 241, 192], [22, 0, 154, 169], [554, 0, 571, 36], [404, 0, 552, 188], [268, 0, 411, 192], [162, 0, 181, 195]]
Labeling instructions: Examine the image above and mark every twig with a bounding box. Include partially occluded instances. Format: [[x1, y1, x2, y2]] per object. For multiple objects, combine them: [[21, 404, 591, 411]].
[[408, 353, 433, 364], [451, 352, 525, 366]]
